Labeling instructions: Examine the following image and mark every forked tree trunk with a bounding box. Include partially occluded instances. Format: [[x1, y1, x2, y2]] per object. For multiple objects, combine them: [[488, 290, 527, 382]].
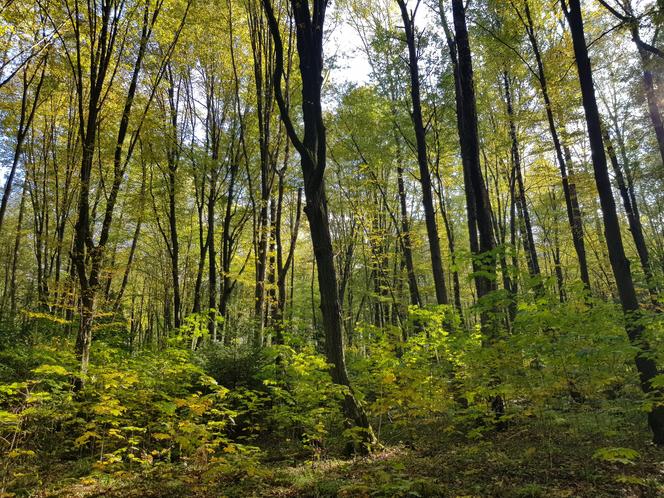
[[263, 0, 376, 453]]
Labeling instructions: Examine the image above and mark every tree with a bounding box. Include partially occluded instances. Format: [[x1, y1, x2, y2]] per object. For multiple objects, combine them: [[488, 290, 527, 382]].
[[562, 0, 664, 444], [450, 0, 498, 320], [262, 0, 376, 452], [396, 0, 449, 306]]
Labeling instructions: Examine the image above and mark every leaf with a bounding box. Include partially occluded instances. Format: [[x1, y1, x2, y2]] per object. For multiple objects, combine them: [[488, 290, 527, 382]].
[[33, 364, 69, 376], [156, 400, 178, 415], [8, 449, 35, 458], [0, 410, 19, 424], [592, 447, 640, 465], [650, 374, 664, 389], [75, 431, 99, 447]]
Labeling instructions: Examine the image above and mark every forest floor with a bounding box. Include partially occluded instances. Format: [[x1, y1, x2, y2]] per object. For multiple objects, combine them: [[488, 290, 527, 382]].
[[33, 417, 664, 498]]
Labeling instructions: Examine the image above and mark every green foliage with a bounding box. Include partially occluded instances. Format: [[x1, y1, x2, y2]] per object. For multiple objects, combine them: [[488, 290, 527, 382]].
[[0, 338, 260, 494], [593, 447, 641, 465]]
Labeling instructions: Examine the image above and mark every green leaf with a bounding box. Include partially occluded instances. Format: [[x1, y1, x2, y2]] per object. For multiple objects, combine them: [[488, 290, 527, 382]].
[[592, 447, 640, 465], [33, 364, 69, 376]]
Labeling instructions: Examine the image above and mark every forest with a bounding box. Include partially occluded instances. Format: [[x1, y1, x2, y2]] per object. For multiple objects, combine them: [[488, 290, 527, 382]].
[[1, 0, 664, 496]]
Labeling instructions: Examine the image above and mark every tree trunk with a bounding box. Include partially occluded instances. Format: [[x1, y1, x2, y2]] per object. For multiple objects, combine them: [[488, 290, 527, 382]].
[[452, 0, 497, 308], [521, 0, 591, 291], [166, 71, 182, 329], [393, 115, 422, 308], [563, 0, 664, 444], [0, 59, 46, 233], [9, 182, 27, 318], [263, 0, 376, 452], [629, 19, 664, 167], [207, 188, 217, 342], [503, 72, 542, 292], [397, 0, 449, 305], [603, 127, 657, 302]]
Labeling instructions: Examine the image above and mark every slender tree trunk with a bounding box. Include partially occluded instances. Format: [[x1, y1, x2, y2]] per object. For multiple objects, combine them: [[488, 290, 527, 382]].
[[521, 0, 591, 291], [263, 0, 376, 452], [397, 0, 449, 305], [9, 183, 27, 318], [433, 161, 463, 317], [503, 72, 541, 291], [219, 158, 239, 325], [0, 60, 46, 233], [603, 127, 657, 302], [114, 162, 147, 313], [192, 200, 208, 314], [207, 188, 217, 342], [563, 0, 664, 444], [275, 181, 302, 344], [393, 116, 422, 308], [630, 22, 664, 166], [166, 72, 182, 329]]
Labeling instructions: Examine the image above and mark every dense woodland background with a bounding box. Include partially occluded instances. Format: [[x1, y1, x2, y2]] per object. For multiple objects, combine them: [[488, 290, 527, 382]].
[[1, 0, 664, 496]]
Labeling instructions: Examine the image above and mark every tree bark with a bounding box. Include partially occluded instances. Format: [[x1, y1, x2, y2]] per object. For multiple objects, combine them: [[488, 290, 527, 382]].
[[563, 0, 664, 444], [397, 0, 449, 306], [263, 0, 376, 452]]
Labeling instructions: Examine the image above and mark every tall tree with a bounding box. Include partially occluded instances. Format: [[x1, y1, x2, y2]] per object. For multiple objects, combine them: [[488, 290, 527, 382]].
[[512, 0, 591, 291], [396, 0, 449, 306], [562, 0, 664, 444], [56, 0, 188, 383], [262, 0, 376, 452], [450, 0, 498, 316]]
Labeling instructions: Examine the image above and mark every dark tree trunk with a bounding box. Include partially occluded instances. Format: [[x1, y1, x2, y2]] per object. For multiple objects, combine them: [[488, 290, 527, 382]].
[[114, 162, 147, 313], [275, 180, 302, 345], [503, 72, 542, 292], [248, 4, 276, 344], [166, 70, 182, 329], [192, 198, 208, 314], [397, 160, 422, 308], [263, 0, 376, 453], [391, 102, 421, 307], [563, 0, 664, 444], [207, 188, 217, 342], [397, 0, 449, 305], [521, 0, 591, 291], [433, 161, 463, 318], [0, 59, 46, 233], [9, 182, 27, 318], [451, 0, 497, 308], [603, 127, 658, 302], [451, 0, 503, 424], [219, 156, 239, 328], [70, 1, 175, 383]]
